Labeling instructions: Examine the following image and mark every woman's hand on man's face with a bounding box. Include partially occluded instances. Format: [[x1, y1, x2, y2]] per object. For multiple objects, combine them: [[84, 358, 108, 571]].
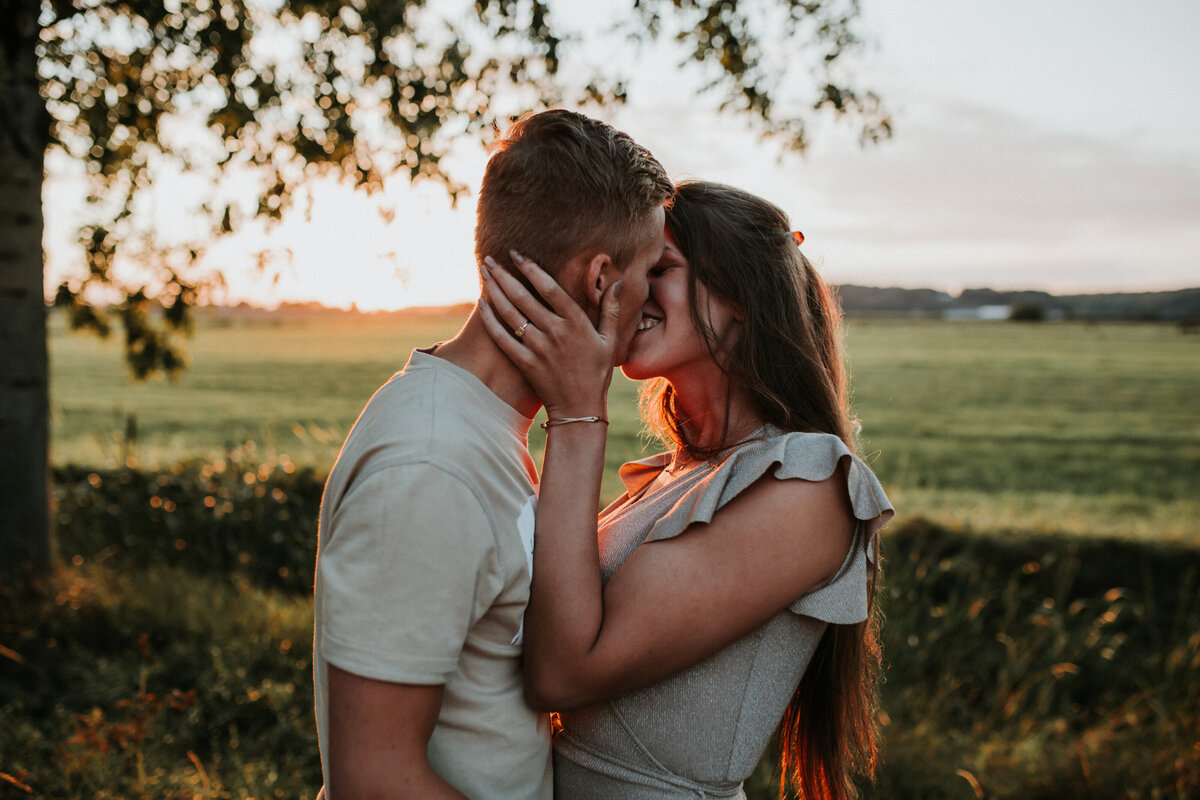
[[478, 251, 620, 420]]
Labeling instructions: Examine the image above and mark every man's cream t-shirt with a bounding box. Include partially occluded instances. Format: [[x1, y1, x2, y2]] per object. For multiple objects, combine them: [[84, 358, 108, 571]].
[[314, 349, 551, 799]]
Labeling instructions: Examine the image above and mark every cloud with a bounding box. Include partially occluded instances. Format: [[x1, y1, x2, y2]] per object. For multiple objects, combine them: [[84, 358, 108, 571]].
[[623, 99, 1200, 293], [817, 102, 1199, 239]]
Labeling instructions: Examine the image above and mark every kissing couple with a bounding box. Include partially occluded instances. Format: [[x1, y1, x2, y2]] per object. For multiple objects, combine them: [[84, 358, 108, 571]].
[[313, 108, 893, 800]]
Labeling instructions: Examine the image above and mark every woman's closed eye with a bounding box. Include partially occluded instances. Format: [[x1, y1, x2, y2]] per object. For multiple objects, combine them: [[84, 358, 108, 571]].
[[648, 260, 682, 278]]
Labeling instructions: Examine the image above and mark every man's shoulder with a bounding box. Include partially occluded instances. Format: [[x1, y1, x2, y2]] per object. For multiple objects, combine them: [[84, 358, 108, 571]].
[[334, 366, 522, 491], [351, 358, 497, 443]]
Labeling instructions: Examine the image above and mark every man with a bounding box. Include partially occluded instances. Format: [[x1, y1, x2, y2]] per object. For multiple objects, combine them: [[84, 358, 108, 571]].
[[313, 109, 672, 799]]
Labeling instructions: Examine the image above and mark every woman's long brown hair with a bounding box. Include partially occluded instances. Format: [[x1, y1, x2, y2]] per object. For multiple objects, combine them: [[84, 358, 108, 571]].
[[640, 181, 882, 800]]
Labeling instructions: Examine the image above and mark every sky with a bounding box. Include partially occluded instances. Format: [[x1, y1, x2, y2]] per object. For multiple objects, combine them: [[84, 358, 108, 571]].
[[43, 0, 1200, 310]]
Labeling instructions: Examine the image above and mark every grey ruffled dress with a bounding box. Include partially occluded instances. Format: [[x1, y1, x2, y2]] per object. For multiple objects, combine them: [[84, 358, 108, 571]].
[[553, 427, 893, 799]]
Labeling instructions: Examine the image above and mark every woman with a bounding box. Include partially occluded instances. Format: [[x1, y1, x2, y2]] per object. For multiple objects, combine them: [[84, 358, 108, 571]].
[[479, 181, 893, 799]]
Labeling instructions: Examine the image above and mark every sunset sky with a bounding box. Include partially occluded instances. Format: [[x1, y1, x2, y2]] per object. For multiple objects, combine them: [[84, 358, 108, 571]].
[[43, 0, 1200, 310]]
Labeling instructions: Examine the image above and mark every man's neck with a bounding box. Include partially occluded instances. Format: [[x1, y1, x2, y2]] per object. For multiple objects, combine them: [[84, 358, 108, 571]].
[[430, 307, 543, 423]]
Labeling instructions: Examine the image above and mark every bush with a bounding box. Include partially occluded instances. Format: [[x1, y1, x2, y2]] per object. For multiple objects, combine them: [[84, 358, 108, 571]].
[[0, 564, 320, 799], [52, 452, 324, 595], [1009, 302, 1046, 322]]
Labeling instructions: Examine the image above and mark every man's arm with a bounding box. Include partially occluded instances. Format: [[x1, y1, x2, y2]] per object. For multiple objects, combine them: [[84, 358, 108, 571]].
[[325, 664, 468, 800]]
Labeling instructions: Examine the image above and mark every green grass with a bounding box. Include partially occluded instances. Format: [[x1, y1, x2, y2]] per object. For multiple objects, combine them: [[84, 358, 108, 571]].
[[50, 311, 1200, 540], [844, 319, 1200, 542], [48, 309, 457, 469]]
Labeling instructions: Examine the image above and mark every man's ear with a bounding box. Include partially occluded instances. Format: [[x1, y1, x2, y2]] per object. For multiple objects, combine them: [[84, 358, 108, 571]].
[[558, 249, 614, 318], [584, 252, 615, 309]]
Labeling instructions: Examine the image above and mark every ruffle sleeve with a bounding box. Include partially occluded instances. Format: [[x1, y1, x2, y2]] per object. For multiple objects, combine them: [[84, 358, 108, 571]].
[[633, 431, 893, 625]]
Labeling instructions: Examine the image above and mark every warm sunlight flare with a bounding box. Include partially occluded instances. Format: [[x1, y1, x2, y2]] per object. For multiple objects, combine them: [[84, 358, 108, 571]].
[[41, 0, 1200, 310]]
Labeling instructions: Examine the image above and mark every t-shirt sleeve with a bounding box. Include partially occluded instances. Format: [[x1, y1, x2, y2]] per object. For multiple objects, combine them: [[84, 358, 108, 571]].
[[316, 463, 501, 685]]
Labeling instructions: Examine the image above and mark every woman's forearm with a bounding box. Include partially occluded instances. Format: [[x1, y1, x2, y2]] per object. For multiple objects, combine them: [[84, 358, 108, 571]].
[[523, 420, 610, 709]]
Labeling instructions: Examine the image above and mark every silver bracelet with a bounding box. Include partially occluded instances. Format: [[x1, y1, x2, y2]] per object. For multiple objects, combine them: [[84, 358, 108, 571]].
[[541, 415, 609, 430]]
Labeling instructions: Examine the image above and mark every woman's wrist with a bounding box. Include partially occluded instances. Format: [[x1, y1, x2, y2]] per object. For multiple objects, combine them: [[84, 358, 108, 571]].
[[543, 402, 607, 421]]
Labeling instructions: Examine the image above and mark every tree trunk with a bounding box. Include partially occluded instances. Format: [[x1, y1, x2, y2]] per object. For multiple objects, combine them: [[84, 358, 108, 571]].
[[0, 0, 52, 582]]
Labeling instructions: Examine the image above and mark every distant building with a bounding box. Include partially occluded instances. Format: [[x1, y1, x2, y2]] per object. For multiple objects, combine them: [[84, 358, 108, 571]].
[[944, 304, 1012, 321]]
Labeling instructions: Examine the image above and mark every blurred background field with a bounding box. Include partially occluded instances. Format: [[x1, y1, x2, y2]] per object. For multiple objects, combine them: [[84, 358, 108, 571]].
[[3, 308, 1197, 799], [50, 307, 1200, 541]]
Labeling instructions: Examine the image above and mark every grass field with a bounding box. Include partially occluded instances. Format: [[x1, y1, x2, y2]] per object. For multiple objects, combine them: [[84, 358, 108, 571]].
[[49, 309, 1200, 540], [4, 308, 1196, 798]]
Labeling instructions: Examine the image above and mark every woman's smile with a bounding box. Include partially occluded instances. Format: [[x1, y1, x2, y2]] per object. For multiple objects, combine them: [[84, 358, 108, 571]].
[[623, 226, 741, 385], [635, 312, 663, 333]]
